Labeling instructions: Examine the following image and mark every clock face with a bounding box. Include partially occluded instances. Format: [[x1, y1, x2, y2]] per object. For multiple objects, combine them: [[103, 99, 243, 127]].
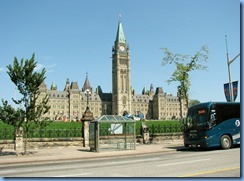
[[119, 45, 125, 51]]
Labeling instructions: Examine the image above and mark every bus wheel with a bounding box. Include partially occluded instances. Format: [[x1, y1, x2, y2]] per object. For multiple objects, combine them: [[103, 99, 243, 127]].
[[220, 135, 232, 149]]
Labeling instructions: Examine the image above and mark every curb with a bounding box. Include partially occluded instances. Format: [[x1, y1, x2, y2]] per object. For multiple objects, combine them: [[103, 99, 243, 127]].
[[0, 145, 184, 166], [0, 149, 176, 167]]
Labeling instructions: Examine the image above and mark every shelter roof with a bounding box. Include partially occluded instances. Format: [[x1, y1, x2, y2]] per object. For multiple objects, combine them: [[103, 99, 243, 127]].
[[91, 115, 135, 123]]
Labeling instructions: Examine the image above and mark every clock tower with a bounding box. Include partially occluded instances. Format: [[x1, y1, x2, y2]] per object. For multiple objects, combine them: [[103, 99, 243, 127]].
[[112, 20, 131, 115]]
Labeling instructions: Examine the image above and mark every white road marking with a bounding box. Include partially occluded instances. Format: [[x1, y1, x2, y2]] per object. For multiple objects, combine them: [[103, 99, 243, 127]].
[[52, 173, 92, 177], [0, 170, 16, 174], [105, 158, 160, 165], [157, 158, 210, 167]]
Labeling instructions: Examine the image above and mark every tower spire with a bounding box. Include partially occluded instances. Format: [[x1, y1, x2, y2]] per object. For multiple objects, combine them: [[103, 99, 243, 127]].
[[82, 72, 92, 92], [116, 19, 126, 43]]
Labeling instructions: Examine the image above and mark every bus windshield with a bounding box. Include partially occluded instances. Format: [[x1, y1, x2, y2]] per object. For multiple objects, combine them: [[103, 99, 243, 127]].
[[186, 107, 209, 131]]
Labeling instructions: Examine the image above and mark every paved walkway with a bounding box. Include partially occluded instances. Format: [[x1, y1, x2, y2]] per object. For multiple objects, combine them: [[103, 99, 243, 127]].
[[0, 140, 184, 165]]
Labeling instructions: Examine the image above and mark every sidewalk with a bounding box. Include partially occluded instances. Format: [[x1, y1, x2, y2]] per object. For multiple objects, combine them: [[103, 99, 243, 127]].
[[0, 140, 184, 165]]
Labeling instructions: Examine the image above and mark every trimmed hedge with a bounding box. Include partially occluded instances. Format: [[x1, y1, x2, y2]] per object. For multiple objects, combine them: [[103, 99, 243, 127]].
[[1, 120, 180, 129], [0, 120, 182, 139], [0, 121, 82, 129]]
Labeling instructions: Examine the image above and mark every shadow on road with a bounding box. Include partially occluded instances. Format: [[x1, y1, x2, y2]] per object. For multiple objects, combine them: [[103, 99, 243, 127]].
[[0, 151, 17, 156], [167, 144, 240, 152], [0, 150, 39, 156]]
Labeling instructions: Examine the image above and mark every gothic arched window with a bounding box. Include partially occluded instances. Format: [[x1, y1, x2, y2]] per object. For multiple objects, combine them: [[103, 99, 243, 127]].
[[123, 97, 127, 105]]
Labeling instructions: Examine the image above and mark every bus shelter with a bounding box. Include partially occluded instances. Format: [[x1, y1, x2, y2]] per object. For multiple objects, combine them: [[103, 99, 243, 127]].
[[89, 115, 136, 152]]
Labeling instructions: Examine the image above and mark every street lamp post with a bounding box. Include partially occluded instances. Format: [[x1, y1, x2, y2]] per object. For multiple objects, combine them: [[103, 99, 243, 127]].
[[82, 88, 94, 148], [85, 88, 91, 108], [225, 35, 240, 102]]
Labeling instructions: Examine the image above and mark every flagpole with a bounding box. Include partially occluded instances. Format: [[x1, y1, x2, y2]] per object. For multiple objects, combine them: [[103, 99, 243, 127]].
[[225, 35, 233, 102], [225, 35, 240, 102]]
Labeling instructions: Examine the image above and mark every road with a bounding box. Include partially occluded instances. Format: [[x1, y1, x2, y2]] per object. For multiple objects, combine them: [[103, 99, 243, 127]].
[[0, 147, 240, 177]]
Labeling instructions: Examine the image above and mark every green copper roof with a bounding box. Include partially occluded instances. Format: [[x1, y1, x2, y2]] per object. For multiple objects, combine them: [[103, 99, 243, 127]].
[[51, 81, 57, 90], [116, 21, 126, 43]]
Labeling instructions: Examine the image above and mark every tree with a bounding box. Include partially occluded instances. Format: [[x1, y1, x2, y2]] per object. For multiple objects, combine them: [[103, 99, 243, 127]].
[[0, 54, 50, 154], [161, 45, 208, 109], [189, 99, 201, 107], [0, 100, 24, 128]]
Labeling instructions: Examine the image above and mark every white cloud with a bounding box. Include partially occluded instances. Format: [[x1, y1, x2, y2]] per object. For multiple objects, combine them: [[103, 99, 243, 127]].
[[47, 63, 56, 68], [0, 67, 5, 72], [47, 70, 54, 73], [46, 63, 56, 73], [34, 64, 45, 71], [34, 63, 56, 73]]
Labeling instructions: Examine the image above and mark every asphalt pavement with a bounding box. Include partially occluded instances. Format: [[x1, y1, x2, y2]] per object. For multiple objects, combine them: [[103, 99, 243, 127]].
[[0, 140, 184, 165]]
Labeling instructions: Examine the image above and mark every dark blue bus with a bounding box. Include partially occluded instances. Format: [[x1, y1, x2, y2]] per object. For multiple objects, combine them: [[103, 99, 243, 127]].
[[183, 102, 240, 149]]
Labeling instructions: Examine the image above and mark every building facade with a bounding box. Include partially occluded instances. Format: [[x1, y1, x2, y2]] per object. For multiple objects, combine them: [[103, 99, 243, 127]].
[[37, 21, 187, 121]]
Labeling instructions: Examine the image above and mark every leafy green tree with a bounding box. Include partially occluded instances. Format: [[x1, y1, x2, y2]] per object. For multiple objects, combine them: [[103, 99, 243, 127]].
[[0, 54, 50, 154], [0, 100, 24, 128], [189, 99, 201, 107], [161, 45, 208, 109]]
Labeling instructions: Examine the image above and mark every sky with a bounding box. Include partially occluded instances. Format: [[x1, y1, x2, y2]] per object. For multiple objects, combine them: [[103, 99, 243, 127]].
[[0, 0, 241, 106]]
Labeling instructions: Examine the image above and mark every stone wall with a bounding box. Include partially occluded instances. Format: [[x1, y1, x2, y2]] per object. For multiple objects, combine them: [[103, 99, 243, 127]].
[[0, 133, 183, 150], [0, 140, 15, 150], [27, 138, 83, 149], [0, 138, 83, 150], [137, 133, 183, 144]]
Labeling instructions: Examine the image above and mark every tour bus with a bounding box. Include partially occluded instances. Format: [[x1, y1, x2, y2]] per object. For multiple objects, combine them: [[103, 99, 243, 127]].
[[183, 102, 240, 149]]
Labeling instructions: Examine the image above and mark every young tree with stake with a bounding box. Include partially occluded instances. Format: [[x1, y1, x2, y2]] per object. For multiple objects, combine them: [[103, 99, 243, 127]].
[[0, 54, 50, 154]]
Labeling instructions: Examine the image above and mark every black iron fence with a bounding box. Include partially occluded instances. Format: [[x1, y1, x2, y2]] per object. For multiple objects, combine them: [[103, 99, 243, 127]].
[[27, 128, 82, 138], [148, 125, 183, 134], [135, 124, 182, 135], [0, 125, 182, 140]]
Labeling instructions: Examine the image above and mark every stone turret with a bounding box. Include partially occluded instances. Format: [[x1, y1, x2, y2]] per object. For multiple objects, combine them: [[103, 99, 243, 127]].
[[51, 82, 57, 90], [82, 73, 92, 93], [64, 78, 70, 91]]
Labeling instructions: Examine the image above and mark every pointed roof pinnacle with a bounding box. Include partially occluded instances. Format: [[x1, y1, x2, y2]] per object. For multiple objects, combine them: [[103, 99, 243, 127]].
[[82, 72, 92, 92], [116, 19, 126, 44], [51, 81, 57, 90]]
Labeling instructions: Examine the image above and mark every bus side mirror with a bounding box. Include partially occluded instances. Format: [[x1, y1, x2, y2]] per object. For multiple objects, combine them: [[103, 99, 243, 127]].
[[209, 113, 216, 128], [210, 114, 216, 121]]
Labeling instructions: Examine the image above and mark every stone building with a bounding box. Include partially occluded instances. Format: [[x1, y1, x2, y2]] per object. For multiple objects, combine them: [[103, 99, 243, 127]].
[[37, 20, 187, 121]]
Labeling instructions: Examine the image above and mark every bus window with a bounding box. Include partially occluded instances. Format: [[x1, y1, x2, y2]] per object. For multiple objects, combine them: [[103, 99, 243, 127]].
[[186, 108, 208, 131], [198, 112, 207, 126], [216, 104, 240, 124]]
